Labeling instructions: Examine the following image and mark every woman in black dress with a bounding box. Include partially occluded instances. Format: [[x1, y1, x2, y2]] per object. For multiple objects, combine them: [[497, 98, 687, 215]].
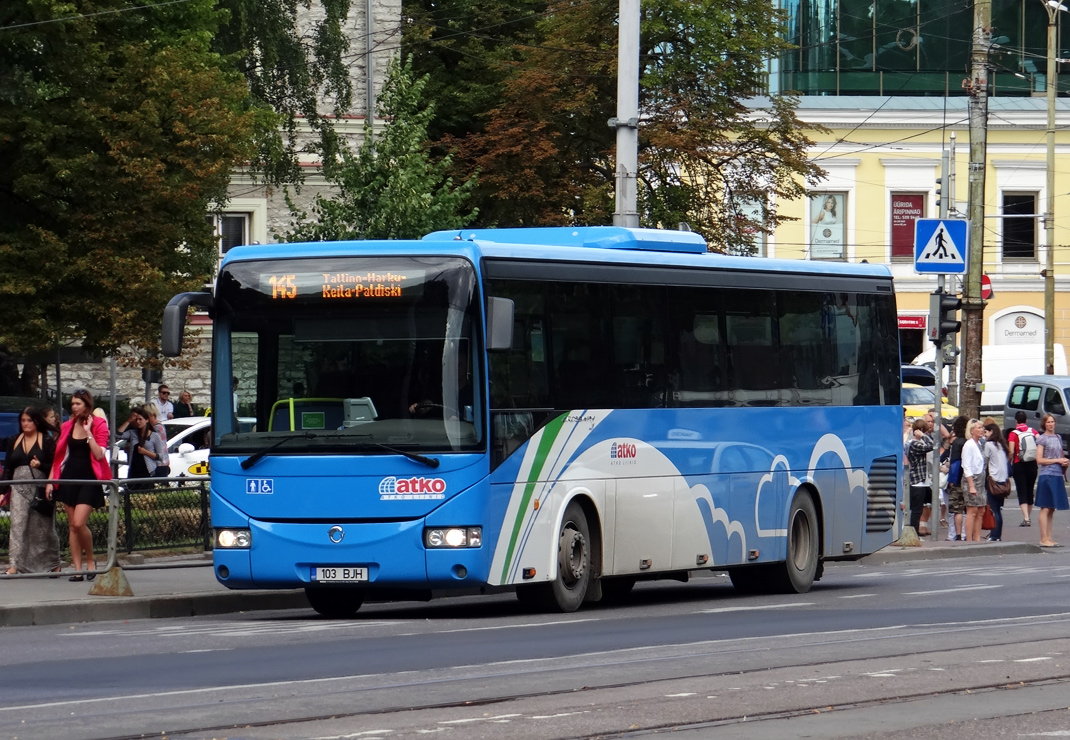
[[46, 389, 111, 581], [2, 407, 59, 574]]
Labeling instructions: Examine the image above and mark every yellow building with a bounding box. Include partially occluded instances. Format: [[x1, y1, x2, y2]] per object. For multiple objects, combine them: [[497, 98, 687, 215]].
[[766, 97, 1070, 368]]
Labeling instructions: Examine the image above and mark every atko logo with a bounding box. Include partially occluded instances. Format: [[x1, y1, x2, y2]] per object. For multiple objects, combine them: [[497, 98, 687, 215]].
[[379, 476, 447, 500], [609, 441, 638, 464]]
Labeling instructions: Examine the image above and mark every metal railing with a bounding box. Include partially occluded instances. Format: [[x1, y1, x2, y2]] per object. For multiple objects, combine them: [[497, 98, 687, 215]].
[[0, 475, 211, 580]]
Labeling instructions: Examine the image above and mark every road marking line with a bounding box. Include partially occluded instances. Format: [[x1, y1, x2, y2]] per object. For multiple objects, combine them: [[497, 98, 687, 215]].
[[902, 584, 1000, 595], [838, 594, 876, 599], [1014, 657, 1053, 663], [697, 602, 813, 614]]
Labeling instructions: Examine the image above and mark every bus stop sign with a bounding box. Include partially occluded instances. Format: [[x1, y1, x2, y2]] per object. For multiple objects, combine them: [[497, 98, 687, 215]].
[[914, 219, 969, 275]]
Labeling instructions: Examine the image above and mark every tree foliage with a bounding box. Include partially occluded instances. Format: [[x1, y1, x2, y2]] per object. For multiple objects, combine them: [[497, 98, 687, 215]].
[[405, 0, 826, 254], [0, 0, 256, 360], [281, 55, 477, 242], [213, 0, 355, 185]]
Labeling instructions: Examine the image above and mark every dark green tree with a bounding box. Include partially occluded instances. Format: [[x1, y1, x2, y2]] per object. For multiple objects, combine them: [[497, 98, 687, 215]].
[[404, 0, 825, 254], [0, 0, 256, 362], [213, 0, 355, 185], [281, 55, 477, 241]]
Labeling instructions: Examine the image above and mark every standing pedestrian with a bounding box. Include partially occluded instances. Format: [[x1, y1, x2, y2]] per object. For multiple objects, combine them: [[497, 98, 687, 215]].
[[46, 389, 110, 581], [1008, 410, 1039, 527], [946, 416, 968, 540], [983, 422, 1011, 542], [1034, 413, 1069, 548], [906, 418, 935, 536], [1, 408, 60, 574], [153, 383, 174, 420], [172, 390, 195, 418], [119, 407, 166, 490], [961, 419, 988, 542], [143, 403, 170, 477]]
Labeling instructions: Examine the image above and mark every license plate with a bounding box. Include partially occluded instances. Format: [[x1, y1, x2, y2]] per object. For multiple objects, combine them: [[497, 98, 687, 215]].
[[311, 566, 368, 583]]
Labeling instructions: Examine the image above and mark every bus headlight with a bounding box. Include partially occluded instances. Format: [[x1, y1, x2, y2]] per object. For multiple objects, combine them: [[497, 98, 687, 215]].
[[424, 527, 482, 548], [216, 528, 252, 549]]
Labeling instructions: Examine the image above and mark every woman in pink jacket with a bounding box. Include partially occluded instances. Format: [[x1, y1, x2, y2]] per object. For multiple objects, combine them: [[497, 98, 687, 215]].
[[46, 389, 110, 581]]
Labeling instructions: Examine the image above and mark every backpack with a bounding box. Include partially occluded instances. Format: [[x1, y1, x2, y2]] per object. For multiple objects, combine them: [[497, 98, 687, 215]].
[[1018, 429, 1037, 462]]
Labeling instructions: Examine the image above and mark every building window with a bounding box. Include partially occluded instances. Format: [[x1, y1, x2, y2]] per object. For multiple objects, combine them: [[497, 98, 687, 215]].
[[1001, 193, 1037, 261], [890, 193, 926, 260], [809, 192, 847, 260], [733, 198, 768, 257], [207, 213, 251, 254]]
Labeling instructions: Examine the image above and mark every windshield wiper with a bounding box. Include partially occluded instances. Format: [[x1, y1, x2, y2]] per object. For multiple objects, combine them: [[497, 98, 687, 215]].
[[362, 440, 440, 468], [240, 432, 316, 470]]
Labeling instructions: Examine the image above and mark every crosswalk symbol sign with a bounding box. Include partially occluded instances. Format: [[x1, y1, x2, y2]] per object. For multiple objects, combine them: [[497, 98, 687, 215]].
[[914, 218, 969, 275]]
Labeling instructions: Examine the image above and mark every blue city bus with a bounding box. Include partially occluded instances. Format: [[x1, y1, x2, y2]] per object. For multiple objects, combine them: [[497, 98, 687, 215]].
[[162, 227, 902, 617]]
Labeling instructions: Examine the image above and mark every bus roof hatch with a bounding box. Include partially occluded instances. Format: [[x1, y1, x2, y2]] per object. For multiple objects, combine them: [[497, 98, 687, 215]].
[[423, 226, 708, 254]]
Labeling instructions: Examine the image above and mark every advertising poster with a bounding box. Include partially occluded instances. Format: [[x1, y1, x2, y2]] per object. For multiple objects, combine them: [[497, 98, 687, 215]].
[[810, 193, 846, 259], [891, 193, 925, 258]]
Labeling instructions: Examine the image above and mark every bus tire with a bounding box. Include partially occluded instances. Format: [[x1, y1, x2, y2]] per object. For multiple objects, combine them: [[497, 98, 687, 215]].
[[305, 587, 365, 618], [516, 500, 591, 612], [728, 564, 775, 594], [599, 577, 636, 603], [774, 490, 820, 594]]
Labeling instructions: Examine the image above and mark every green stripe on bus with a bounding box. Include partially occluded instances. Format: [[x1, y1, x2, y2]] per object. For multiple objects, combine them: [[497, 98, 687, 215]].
[[499, 413, 568, 583]]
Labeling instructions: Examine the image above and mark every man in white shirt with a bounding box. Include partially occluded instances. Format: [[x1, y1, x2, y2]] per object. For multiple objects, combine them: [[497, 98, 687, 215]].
[[154, 384, 174, 420]]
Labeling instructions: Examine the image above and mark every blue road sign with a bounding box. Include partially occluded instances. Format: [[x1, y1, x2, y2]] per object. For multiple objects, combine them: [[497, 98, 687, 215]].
[[914, 218, 969, 274]]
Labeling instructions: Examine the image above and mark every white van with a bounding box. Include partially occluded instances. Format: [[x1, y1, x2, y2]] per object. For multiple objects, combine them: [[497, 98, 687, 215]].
[[911, 343, 1067, 414]]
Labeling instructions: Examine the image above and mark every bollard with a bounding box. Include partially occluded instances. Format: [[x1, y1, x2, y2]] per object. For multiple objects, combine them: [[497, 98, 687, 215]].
[[89, 565, 134, 596], [894, 525, 922, 547]]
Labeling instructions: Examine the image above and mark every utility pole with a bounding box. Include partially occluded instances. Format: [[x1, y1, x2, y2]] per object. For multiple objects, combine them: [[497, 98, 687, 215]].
[[961, 0, 992, 418], [1043, 0, 1062, 375], [946, 132, 960, 405], [611, 0, 640, 228]]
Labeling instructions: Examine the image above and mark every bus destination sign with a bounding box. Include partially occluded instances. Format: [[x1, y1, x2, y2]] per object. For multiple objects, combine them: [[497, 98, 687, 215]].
[[261, 270, 425, 301]]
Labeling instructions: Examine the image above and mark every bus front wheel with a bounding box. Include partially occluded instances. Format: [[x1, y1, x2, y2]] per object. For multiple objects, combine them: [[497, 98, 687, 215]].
[[305, 587, 365, 618], [516, 500, 591, 612]]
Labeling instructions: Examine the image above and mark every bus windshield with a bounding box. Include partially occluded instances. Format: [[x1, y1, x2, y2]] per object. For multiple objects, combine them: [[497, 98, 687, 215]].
[[214, 255, 482, 454]]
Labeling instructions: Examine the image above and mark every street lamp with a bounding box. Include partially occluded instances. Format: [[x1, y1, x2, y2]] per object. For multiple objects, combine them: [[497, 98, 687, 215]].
[[1042, 0, 1065, 374]]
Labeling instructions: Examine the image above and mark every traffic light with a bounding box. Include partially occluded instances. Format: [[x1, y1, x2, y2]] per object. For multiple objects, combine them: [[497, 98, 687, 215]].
[[928, 288, 962, 344], [935, 177, 944, 215]]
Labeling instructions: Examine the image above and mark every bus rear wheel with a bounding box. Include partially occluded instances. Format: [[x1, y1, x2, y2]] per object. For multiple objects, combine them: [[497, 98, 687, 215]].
[[305, 587, 365, 618], [774, 491, 820, 594], [516, 500, 591, 612]]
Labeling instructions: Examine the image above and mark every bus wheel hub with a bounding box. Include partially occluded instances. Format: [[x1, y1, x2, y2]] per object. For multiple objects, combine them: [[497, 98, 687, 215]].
[[559, 528, 585, 587]]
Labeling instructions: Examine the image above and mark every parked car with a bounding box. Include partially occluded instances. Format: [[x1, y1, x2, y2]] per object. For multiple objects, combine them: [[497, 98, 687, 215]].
[[117, 416, 211, 478], [903, 383, 958, 421], [1003, 375, 1070, 448]]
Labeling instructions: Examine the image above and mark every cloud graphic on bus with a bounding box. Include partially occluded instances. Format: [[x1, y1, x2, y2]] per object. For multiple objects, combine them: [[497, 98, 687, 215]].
[[805, 434, 867, 496], [754, 455, 799, 538], [694, 491, 747, 562]]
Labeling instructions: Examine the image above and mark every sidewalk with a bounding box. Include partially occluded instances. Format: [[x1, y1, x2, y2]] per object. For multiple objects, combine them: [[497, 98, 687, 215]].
[[2, 498, 1067, 628], [0, 554, 308, 627], [862, 493, 1068, 564]]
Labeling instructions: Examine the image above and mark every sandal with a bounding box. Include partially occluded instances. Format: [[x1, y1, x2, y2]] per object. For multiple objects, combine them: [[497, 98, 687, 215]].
[[1020, 520, 1032, 527]]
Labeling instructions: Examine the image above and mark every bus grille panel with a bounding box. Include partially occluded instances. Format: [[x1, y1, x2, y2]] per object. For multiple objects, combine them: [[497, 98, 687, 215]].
[[866, 456, 898, 533]]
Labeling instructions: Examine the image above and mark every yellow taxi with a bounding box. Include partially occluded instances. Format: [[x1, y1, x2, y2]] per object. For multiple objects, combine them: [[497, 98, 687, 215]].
[[903, 383, 958, 421]]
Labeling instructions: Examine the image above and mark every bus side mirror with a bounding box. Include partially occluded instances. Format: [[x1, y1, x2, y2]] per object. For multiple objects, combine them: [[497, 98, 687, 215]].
[[162, 291, 214, 356], [486, 297, 514, 351]]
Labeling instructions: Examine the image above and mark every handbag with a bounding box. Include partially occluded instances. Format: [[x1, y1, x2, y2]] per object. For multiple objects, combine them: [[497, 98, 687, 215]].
[[981, 505, 997, 530], [987, 476, 1011, 497], [29, 486, 54, 517]]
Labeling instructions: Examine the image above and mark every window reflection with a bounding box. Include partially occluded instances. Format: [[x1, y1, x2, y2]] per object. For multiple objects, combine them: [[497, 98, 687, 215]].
[[781, 0, 1060, 96]]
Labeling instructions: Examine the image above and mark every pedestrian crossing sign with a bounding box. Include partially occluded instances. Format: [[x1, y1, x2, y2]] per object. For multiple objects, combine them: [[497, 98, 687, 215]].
[[914, 218, 969, 274]]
